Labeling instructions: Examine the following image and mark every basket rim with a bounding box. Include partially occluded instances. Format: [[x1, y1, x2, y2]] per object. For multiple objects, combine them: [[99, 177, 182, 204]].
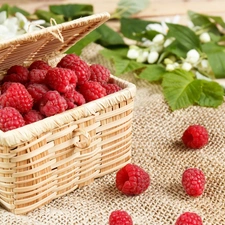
[[0, 75, 136, 147]]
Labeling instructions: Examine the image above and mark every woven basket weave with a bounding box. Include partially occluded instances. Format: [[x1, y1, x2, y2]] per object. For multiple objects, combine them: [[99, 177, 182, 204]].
[[0, 12, 136, 215]]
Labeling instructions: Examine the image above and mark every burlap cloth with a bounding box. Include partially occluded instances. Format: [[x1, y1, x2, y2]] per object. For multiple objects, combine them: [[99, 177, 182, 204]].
[[1, 43, 225, 225]]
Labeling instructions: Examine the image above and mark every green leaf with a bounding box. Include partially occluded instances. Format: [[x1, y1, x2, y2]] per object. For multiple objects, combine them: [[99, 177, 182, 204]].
[[197, 80, 224, 107], [0, 4, 30, 17], [139, 64, 166, 82], [35, 9, 65, 24], [49, 4, 93, 20], [162, 69, 202, 110], [112, 0, 150, 18], [164, 40, 189, 58], [167, 23, 201, 51], [120, 17, 157, 41], [66, 30, 101, 55], [95, 24, 125, 47], [206, 51, 225, 78], [100, 47, 128, 60]]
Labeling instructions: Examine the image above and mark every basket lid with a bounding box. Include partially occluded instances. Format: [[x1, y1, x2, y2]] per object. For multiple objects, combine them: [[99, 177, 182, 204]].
[[0, 12, 110, 74]]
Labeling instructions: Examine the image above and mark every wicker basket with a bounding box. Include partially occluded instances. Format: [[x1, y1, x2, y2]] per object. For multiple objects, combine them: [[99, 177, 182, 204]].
[[0, 12, 136, 214]]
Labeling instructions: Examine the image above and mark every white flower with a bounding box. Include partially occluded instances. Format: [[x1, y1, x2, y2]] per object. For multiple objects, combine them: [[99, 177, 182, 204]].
[[166, 63, 176, 71], [137, 50, 149, 63], [195, 71, 211, 81], [146, 23, 164, 33], [141, 38, 153, 47], [152, 34, 165, 45], [127, 46, 140, 59], [147, 51, 159, 64], [182, 62, 192, 71], [163, 37, 175, 47], [186, 49, 200, 64], [199, 32, 211, 43], [0, 11, 7, 24], [200, 59, 209, 69]]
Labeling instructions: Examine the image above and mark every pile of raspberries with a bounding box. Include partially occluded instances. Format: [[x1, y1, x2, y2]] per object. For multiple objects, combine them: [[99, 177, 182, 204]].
[[0, 54, 122, 132]]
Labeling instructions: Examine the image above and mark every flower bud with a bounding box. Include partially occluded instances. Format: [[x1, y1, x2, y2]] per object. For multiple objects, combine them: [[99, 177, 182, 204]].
[[199, 32, 211, 43], [166, 64, 176, 71], [201, 59, 209, 69], [186, 49, 200, 64], [127, 46, 140, 59], [146, 23, 164, 33], [147, 51, 159, 64], [164, 37, 175, 47], [137, 50, 149, 63], [164, 58, 173, 65], [152, 34, 165, 44], [182, 62, 192, 71]]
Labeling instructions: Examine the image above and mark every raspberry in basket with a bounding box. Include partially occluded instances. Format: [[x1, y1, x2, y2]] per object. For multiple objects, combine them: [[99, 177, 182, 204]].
[[175, 212, 203, 225], [109, 210, 133, 225], [39, 90, 68, 117], [23, 110, 44, 125], [27, 83, 49, 105], [116, 163, 150, 196], [0, 107, 25, 132], [182, 168, 205, 197], [78, 81, 107, 102], [28, 69, 48, 84], [45, 67, 77, 93], [89, 64, 111, 84], [28, 60, 51, 71], [101, 83, 122, 95], [182, 125, 209, 149], [0, 82, 33, 114], [57, 54, 91, 85], [63, 88, 86, 106], [3, 65, 29, 84]]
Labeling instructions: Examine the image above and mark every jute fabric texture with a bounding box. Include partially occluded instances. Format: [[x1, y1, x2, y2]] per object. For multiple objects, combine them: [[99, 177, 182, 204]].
[[0, 43, 225, 225]]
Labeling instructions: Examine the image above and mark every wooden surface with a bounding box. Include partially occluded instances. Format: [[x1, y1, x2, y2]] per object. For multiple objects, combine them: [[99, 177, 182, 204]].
[[2, 0, 225, 31]]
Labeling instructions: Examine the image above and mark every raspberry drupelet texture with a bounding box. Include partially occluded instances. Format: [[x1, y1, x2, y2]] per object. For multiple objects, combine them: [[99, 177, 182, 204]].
[[0, 82, 33, 114], [23, 110, 44, 124], [182, 125, 209, 149], [116, 163, 150, 196], [89, 64, 111, 84], [0, 107, 25, 132], [45, 67, 77, 93], [109, 210, 133, 225], [28, 60, 51, 71], [101, 83, 122, 95], [27, 83, 49, 105], [175, 212, 203, 225], [78, 81, 107, 102], [63, 88, 86, 106], [39, 90, 68, 117], [28, 69, 48, 84], [57, 54, 91, 85], [182, 168, 206, 197], [3, 65, 29, 84]]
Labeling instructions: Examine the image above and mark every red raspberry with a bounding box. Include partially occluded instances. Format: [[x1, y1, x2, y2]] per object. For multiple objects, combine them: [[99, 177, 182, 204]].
[[1, 82, 14, 93], [3, 65, 29, 84], [27, 83, 49, 105], [78, 81, 107, 102], [28, 60, 51, 71], [182, 125, 209, 149], [89, 64, 110, 83], [182, 168, 205, 197], [109, 210, 133, 225], [39, 91, 68, 117], [63, 88, 85, 106], [45, 67, 77, 93], [101, 83, 122, 95], [23, 110, 44, 125], [28, 69, 48, 84], [116, 163, 150, 196], [0, 83, 33, 114], [57, 54, 91, 85], [57, 54, 81, 67], [175, 212, 203, 225], [0, 107, 25, 132]]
